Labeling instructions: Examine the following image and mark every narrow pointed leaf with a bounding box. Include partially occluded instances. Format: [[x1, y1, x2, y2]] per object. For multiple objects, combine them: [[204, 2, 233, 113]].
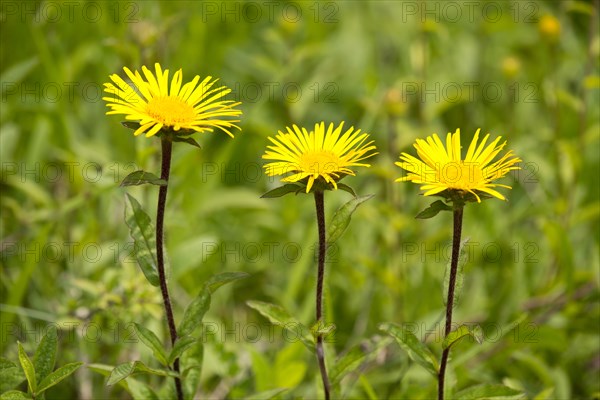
[[327, 194, 374, 244], [379, 323, 438, 377], [133, 323, 168, 366], [247, 301, 314, 351], [247, 388, 289, 400], [120, 171, 167, 187], [107, 361, 178, 386], [0, 391, 32, 400], [168, 337, 197, 365], [442, 325, 484, 350], [415, 200, 452, 219], [179, 290, 211, 337], [206, 271, 250, 294], [443, 238, 469, 307], [181, 341, 204, 399], [34, 326, 57, 383], [454, 384, 525, 399], [330, 336, 391, 385], [261, 184, 303, 198], [172, 136, 201, 148], [1, 358, 25, 392], [124, 194, 160, 286], [36, 362, 83, 393], [17, 342, 36, 393]]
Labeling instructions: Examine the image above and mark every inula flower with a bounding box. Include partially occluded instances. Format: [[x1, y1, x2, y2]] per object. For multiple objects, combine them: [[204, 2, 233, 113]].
[[263, 121, 377, 193], [103, 63, 242, 137], [396, 128, 521, 202]]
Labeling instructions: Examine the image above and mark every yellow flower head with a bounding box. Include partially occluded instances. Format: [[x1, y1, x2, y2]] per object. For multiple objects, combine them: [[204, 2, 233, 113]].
[[103, 63, 242, 138], [263, 122, 378, 193], [395, 129, 521, 202], [538, 14, 561, 40]]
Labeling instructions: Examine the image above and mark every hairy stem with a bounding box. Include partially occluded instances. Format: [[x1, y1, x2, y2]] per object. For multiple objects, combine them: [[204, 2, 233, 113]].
[[438, 205, 464, 400], [314, 190, 331, 400], [157, 137, 183, 400]]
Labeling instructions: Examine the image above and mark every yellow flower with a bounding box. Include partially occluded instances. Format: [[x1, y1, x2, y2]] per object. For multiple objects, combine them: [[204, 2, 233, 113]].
[[395, 129, 521, 202], [263, 122, 377, 193], [103, 63, 242, 138], [539, 14, 561, 41]]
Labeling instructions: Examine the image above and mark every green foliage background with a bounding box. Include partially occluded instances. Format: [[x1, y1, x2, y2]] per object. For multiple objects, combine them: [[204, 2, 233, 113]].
[[1, 0, 599, 399]]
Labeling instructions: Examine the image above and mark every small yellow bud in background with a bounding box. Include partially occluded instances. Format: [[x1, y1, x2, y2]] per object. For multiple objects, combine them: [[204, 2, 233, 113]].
[[539, 14, 561, 41], [502, 56, 521, 79], [384, 89, 408, 117]]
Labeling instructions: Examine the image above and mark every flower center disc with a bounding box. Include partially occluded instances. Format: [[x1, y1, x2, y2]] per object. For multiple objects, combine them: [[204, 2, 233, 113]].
[[299, 151, 341, 174], [146, 96, 196, 127], [438, 161, 485, 190]]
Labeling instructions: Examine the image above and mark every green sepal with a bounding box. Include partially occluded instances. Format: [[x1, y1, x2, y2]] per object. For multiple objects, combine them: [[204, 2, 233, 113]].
[[121, 121, 197, 137], [120, 171, 167, 187], [171, 135, 201, 149], [336, 183, 357, 197], [415, 200, 452, 219], [261, 184, 304, 198]]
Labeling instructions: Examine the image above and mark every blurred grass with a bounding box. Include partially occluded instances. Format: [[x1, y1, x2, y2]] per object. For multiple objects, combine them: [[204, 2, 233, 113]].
[[1, 0, 599, 399]]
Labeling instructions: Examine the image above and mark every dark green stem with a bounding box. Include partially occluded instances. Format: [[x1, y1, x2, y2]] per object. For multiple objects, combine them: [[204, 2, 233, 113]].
[[157, 137, 183, 400], [314, 190, 331, 400], [438, 205, 464, 400]]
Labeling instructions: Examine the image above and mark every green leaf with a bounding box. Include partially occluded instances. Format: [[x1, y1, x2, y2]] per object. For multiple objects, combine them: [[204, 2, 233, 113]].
[[330, 336, 390, 385], [454, 383, 525, 399], [261, 184, 303, 198], [179, 290, 211, 337], [36, 362, 83, 393], [133, 323, 169, 366], [205, 271, 250, 294], [88, 364, 160, 400], [0, 358, 26, 392], [34, 326, 57, 383], [327, 194, 374, 244], [0, 391, 32, 400], [106, 361, 178, 386], [179, 272, 248, 337], [124, 194, 160, 287], [120, 170, 167, 187], [246, 388, 289, 400], [336, 183, 357, 197], [442, 325, 483, 350], [415, 200, 452, 219], [17, 342, 36, 393], [172, 136, 201, 149], [379, 323, 438, 377], [246, 301, 314, 351], [168, 336, 197, 365], [443, 238, 469, 307], [181, 341, 204, 400]]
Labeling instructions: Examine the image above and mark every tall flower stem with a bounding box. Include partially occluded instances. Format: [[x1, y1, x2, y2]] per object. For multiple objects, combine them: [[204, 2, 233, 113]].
[[313, 190, 331, 400], [157, 137, 183, 400], [438, 204, 464, 400]]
